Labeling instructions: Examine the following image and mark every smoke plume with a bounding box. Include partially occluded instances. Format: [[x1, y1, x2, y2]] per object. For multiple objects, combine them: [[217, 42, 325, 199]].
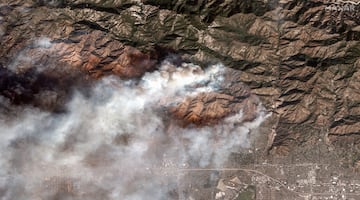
[[0, 58, 268, 199]]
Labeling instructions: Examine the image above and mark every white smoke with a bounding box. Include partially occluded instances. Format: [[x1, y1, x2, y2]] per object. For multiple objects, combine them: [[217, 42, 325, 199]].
[[33, 37, 52, 49], [7, 37, 53, 73], [0, 60, 268, 199]]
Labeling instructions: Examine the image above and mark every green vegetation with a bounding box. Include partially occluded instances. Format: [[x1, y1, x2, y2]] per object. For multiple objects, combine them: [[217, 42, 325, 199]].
[[236, 186, 256, 200]]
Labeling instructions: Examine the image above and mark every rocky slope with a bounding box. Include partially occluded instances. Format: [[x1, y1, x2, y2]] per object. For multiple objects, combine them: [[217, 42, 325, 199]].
[[1, 0, 360, 155]]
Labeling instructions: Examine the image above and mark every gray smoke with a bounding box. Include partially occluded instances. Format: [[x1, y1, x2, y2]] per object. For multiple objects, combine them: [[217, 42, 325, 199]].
[[0, 60, 269, 199]]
